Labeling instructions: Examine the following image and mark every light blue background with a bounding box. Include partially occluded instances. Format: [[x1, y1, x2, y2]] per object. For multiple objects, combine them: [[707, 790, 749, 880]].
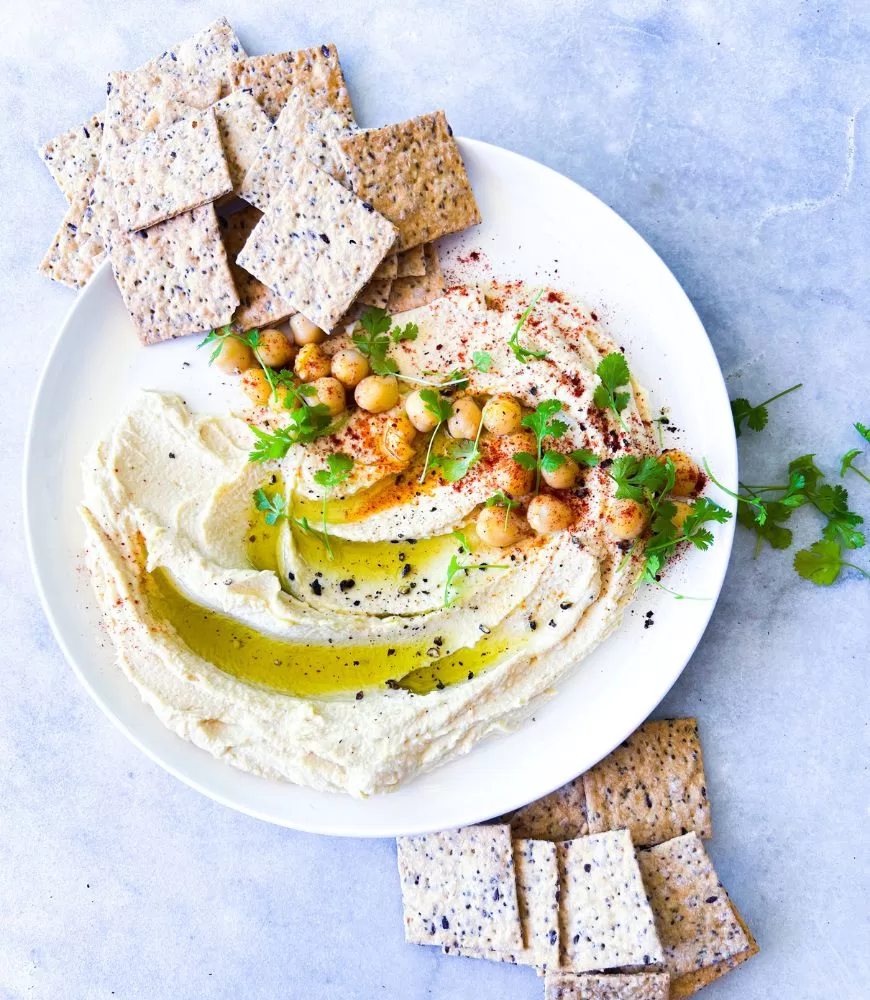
[[3, 2, 869, 997]]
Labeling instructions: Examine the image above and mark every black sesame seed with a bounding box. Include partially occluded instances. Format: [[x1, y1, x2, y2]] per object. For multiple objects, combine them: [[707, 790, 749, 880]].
[[355, 691, 364, 700], [705, 895, 718, 904], [319, 233, 330, 243], [310, 579, 323, 596], [321, 44, 331, 57], [339, 579, 355, 592], [560, 602, 574, 610], [168, 452, 176, 459], [584, 863, 591, 873], [529, 620, 538, 630], [441, 916, 449, 929]]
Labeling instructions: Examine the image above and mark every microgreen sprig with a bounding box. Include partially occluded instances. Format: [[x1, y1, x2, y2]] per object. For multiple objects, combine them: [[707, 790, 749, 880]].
[[512, 399, 569, 494], [418, 390, 453, 484], [485, 491, 522, 531], [253, 488, 288, 525], [730, 383, 803, 437], [508, 290, 547, 363], [593, 353, 632, 432], [443, 530, 508, 606], [312, 453, 354, 560]]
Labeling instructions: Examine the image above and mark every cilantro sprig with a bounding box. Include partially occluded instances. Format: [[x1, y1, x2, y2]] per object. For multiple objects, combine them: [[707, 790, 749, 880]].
[[199, 326, 282, 400], [730, 383, 803, 437], [512, 399, 569, 494], [351, 307, 463, 388], [443, 530, 507, 606], [508, 290, 547, 363], [593, 353, 632, 432], [793, 539, 870, 585], [431, 436, 483, 483], [472, 351, 492, 373], [418, 390, 453, 484], [485, 491, 522, 531], [253, 488, 288, 525], [312, 453, 354, 559], [247, 400, 334, 463]]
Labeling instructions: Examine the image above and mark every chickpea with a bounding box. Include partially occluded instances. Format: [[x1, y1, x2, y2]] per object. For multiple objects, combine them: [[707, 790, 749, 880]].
[[448, 396, 482, 440], [476, 505, 527, 548], [541, 454, 580, 491], [310, 377, 346, 417], [256, 328, 297, 369], [294, 343, 332, 383], [240, 367, 272, 406], [405, 388, 443, 433], [355, 375, 400, 414], [671, 500, 693, 532], [606, 498, 648, 541], [331, 348, 369, 388], [660, 449, 702, 498], [213, 336, 255, 375], [527, 495, 573, 535], [501, 430, 537, 496], [289, 313, 326, 345], [482, 395, 523, 436], [382, 412, 418, 463]]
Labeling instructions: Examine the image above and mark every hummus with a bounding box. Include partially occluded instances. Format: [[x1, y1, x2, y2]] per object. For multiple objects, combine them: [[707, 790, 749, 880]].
[[81, 281, 656, 796]]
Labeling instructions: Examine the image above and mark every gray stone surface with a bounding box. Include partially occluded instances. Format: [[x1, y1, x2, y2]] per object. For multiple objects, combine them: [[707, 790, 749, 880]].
[[2, 2, 868, 998]]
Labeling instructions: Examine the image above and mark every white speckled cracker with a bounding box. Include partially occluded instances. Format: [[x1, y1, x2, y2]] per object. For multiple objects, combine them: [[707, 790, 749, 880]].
[[239, 91, 356, 212], [443, 838, 560, 969], [636, 833, 758, 999], [109, 203, 238, 345], [544, 972, 671, 1000], [558, 830, 663, 973], [220, 207, 295, 332], [39, 114, 105, 204], [38, 188, 106, 289], [387, 243, 445, 313], [396, 245, 427, 277], [237, 157, 397, 332], [213, 91, 272, 191], [338, 110, 481, 251], [112, 107, 232, 231], [584, 719, 712, 848], [506, 776, 589, 841], [396, 824, 523, 951], [229, 43, 353, 120], [146, 16, 245, 99]]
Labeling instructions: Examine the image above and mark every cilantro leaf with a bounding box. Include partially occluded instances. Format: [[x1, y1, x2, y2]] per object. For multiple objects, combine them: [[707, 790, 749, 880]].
[[431, 438, 481, 482], [512, 451, 537, 472], [472, 350, 492, 373], [254, 487, 288, 526], [312, 453, 354, 559], [857, 422, 870, 444], [793, 540, 870, 586], [540, 451, 566, 474], [249, 425, 296, 463], [391, 322, 418, 343], [840, 448, 870, 488], [418, 390, 453, 484], [609, 455, 672, 503], [730, 383, 803, 437], [570, 449, 600, 467], [517, 399, 570, 493], [508, 289, 548, 363], [485, 490, 522, 531], [443, 532, 508, 605]]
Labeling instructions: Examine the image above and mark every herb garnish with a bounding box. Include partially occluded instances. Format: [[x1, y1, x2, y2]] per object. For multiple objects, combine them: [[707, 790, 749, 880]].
[[793, 539, 870, 585], [508, 290, 547, 363], [730, 383, 803, 437], [431, 429, 484, 483], [485, 491, 522, 530], [312, 453, 354, 559], [593, 353, 632, 432], [841, 449, 870, 487], [253, 488, 288, 525], [443, 530, 507, 606], [512, 399, 569, 494], [247, 401, 334, 463], [351, 307, 462, 388], [472, 350, 492, 373], [418, 390, 453, 484], [856, 422, 870, 444]]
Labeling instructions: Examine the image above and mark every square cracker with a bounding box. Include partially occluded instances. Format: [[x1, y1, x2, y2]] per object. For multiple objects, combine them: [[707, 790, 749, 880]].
[[583, 718, 712, 848], [636, 833, 758, 999], [39, 189, 106, 289], [506, 776, 589, 841], [236, 157, 397, 333], [39, 114, 105, 204], [371, 253, 398, 282], [338, 110, 481, 251], [229, 43, 353, 121], [396, 245, 427, 277], [220, 207, 295, 332], [213, 91, 272, 191], [544, 972, 671, 1000], [387, 243, 445, 313], [145, 16, 245, 98], [112, 106, 232, 231], [396, 824, 523, 952], [239, 91, 356, 212], [443, 838, 560, 969], [558, 830, 663, 973], [109, 202, 238, 345]]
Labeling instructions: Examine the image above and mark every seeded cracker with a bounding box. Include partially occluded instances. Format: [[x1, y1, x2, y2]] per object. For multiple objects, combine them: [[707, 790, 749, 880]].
[[338, 110, 480, 251], [230, 44, 353, 121], [146, 16, 245, 99], [111, 203, 238, 345], [38, 189, 106, 289], [443, 838, 560, 969], [396, 824, 523, 951], [371, 254, 398, 282], [239, 91, 356, 212], [113, 107, 232, 231], [558, 830, 663, 972], [387, 244, 445, 313], [213, 91, 272, 191], [220, 207, 295, 332], [583, 719, 712, 848], [396, 245, 427, 277], [506, 775, 589, 841], [39, 114, 105, 204], [636, 833, 758, 998], [236, 157, 397, 333], [544, 972, 671, 1000]]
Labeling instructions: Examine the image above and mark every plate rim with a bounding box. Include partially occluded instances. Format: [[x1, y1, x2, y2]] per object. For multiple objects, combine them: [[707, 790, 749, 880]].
[[23, 136, 737, 836]]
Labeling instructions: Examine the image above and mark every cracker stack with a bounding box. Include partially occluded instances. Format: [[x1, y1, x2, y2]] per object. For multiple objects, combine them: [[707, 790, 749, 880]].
[[38, 19, 481, 341], [397, 719, 759, 999]]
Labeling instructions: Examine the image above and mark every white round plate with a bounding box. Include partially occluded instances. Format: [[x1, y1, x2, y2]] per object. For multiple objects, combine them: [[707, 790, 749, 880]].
[[24, 139, 736, 837]]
